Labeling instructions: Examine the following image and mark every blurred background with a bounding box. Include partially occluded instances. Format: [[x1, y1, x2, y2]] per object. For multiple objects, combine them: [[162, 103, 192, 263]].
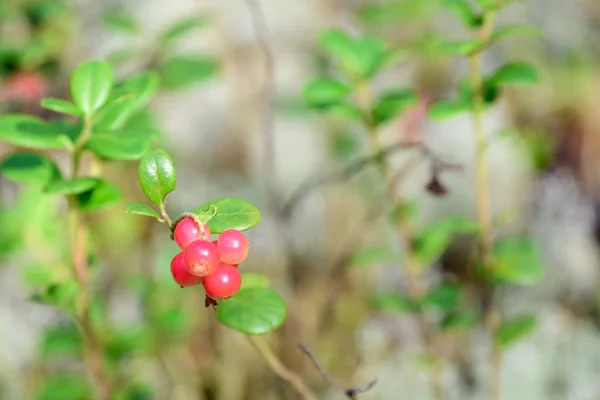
[[1, 0, 600, 399]]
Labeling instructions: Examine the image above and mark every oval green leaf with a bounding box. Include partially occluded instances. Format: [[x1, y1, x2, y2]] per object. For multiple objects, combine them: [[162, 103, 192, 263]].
[[495, 314, 536, 349], [492, 235, 544, 285], [216, 288, 286, 335], [40, 98, 83, 116], [0, 114, 69, 149], [158, 15, 208, 45], [138, 149, 176, 205], [0, 152, 60, 184], [77, 181, 123, 212], [193, 197, 261, 233], [44, 178, 99, 195], [70, 60, 114, 115], [125, 201, 161, 220], [159, 56, 218, 90], [86, 133, 150, 160], [372, 89, 418, 126], [413, 219, 456, 267], [302, 77, 350, 108], [488, 62, 539, 86], [97, 72, 159, 131], [428, 99, 471, 121]]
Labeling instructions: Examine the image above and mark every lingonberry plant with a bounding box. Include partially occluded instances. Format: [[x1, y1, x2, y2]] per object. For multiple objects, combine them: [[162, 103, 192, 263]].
[[126, 148, 287, 334], [299, 0, 544, 399], [0, 56, 287, 397]]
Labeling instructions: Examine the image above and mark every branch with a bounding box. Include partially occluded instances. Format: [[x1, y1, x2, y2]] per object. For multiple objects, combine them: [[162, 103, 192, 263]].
[[248, 336, 319, 400], [280, 142, 462, 218], [298, 343, 377, 400]]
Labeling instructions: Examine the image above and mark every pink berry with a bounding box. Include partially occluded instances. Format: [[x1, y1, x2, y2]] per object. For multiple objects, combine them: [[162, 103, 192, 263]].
[[174, 217, 211, 250], [170, 252, 202, 287], [217, 229, 249, 265], [183, 240, 220, 277], [202, 264, 242, 300]]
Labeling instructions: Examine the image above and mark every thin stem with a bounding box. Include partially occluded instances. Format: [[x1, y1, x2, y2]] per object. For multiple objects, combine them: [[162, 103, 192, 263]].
[[467, 7, 501, 400], [159, 203, 173, 229], [68, 115, 112, 400], [248, 336, 319, 400], [298, 343, 377, 399], [354, 81, 446, 400]]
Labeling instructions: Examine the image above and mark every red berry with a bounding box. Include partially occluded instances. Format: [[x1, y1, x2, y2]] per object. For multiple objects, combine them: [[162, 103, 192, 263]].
[[183, 240, 220, 277], [174, 217, 211, 250], [217, 229, 249, 265], [170, 252, 202, 287], [5, 71, 48, 102], [202, 264, 242, 299]]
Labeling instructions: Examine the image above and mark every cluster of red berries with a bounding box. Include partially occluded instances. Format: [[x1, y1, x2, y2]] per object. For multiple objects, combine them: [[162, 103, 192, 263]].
[[169, 217, 249, 300]]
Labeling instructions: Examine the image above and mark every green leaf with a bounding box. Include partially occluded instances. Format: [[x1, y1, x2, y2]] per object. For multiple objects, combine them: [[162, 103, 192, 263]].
[[369, 292, 415, 313], [319, 29, 359, 64], [159, 15, 208, 45], [391, 200, 419, 224], [324, 102, 362, 119], [427, 99, 471, 121], [421, 284, 461, 311], [440, 310, 480, 332], [302, 77, 350, 108], [86, 133, 150, 160], [441, 0, 481, 27], [349, 248, 398, 268], [319, 29, 387, 78], [492, 235, 544, 285], [97, 71, 159, 131], [490, 25, 542, 44], [42, 325, 82, 358], [193, 197, 261, 234], [125, 201, 161, 220], [413, 219, 455, 267], [240, 272, 270, 290], [216, 288, 286, 335], [159, 56, 218, 90], [0, 114, 69, 149], [440, 39, 483, 56], [102, 11, 140, 35], [44, 178, 99, 195], [496, 314, 536, 348], [0, 152, 59, 184], [138, 149, 176, 205], [70, 60, 114, 115], [40, 98, 82, 116], [37, 375, 92, 400], [372, 89, 418, 126], [120, 71, 160, 102], [488, 62, 539, 86], [77, 181, 122, 212], [44, 281, 81, 310]]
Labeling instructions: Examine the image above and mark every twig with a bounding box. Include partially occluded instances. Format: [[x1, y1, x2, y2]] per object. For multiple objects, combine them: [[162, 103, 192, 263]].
[[354, 80, 448, 399], [298, 343, 377, 400], [68, 116, 113, 399], [248, 336, 319, 400], [280, 142, 461, 218], [467, 5, 502, 400], [244, 0, 276, 204]]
